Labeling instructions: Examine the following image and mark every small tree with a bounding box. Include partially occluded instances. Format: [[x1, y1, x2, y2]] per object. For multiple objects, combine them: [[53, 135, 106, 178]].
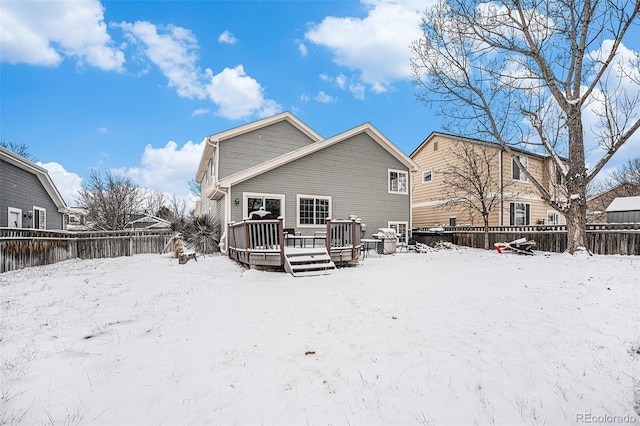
[[438, 140, 522, 249], [75, 170, 145, 230]]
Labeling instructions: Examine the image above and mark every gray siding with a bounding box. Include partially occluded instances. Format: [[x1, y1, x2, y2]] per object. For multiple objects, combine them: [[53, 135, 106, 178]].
[[0, 159, 64, 229], [218, 120, 317, 179], [229, 132, 410, 236], [607, 210, 640, 223]]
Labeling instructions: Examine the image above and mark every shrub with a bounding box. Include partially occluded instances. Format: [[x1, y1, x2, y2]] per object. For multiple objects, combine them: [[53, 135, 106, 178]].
[[182, 214, 220, 254]]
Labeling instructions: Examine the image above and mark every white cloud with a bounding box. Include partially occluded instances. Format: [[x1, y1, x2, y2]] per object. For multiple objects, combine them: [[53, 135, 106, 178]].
[[314, 91, 336, 103], [299, 94, 311, 103], [38, 162, 84, 206], [297, 41, 308, 57], [117, 21, 205, 99], [97, 127, 108, 134], [192, 108, 211, 116], [218, 30, 238, 45], [0, 0, 124, 71], [305, 0, 427, 94], [117, 21, 280, 120], [204, 65, 282, 119], [117, 139, 206, 198]]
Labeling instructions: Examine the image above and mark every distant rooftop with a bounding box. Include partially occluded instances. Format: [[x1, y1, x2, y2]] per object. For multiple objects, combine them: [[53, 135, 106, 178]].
[[605, 196, 640, 212]]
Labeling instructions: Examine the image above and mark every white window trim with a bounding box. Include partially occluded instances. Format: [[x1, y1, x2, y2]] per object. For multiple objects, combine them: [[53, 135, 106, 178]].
[[242, 192, 285, 221], [422, 169, 433, 184], [388, 221, 409, 243], [388, 169, 408, 194], [510, 202, 531, 226], [546, 210, 560, 225], [512, 156, 529, 182], [7, 207, 22, 228], [296, 194, 332, 228], [33, 205, 46, 229]]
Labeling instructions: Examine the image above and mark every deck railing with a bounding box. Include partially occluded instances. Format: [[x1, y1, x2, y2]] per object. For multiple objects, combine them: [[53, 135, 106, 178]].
[[325, 218, 361, 261], [227, 218, 285, 266], [227, 217, 361, 268]]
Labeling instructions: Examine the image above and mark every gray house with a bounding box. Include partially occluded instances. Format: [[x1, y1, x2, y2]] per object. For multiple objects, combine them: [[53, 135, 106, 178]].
[[606, 196, 640, 223], [1, 146, 67, 230], [196, 112, 418, 249]]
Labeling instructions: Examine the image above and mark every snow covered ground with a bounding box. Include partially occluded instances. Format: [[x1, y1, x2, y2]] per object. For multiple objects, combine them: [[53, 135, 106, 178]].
[[1, 248, 639, 425]]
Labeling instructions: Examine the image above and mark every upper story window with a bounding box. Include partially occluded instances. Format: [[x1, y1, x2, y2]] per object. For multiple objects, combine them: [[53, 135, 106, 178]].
[[388, 169, 408, 194], [422, 170, 432, 184], [512, 156, 528, 181]]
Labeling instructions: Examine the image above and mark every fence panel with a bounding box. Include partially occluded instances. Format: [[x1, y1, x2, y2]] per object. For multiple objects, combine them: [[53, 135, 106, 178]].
[[1, 228, 173, 273], [444, 226, 639, 255]]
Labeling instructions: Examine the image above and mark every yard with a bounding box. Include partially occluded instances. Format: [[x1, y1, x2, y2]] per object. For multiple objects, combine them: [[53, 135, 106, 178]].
[[1, 248, 639, 425]]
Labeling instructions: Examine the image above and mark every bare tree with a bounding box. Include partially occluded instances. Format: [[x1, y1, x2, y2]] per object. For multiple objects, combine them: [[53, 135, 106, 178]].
[[75, 170, 145, 230], [411, 0, 640, 253], [438, 140, 521, 249], [187, 178, 201, 197], [0, 141, 38, 162], [609, 157, 640, 187]]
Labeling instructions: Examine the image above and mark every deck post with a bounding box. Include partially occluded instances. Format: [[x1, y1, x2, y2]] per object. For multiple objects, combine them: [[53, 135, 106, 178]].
[[351, 218, 356, 259], [278, 216, 285, 266], [244, 219, 251, 265], [325, 217, 332, 254]]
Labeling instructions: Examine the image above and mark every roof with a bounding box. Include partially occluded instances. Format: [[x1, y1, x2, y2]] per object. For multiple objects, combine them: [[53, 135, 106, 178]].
[[216, 122, 419, 188], [605, 196, 640, 212], [0, 146, 68, 212], [195, 112, 324, 183], [410, 131, 554, 161]]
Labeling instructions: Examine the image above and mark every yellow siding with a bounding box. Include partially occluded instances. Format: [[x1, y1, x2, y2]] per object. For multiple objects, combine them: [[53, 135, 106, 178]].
[[411, 134, 565, 227]]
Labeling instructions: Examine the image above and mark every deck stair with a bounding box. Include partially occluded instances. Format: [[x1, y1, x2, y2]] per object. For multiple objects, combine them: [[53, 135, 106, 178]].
[[284, 248, 336, 277]]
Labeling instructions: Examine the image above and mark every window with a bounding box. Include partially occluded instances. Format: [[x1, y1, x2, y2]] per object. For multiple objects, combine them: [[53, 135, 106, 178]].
[[8, 207, 21, 228], [433, 141, 438, 151], [388, 221, 408, 243], [243, 193, 284, 220], [512, 156, 528, 181], [547, 211, 560, 225], [388, 169, 408, 194], [509, 202, 531, 226], [33, 206, 46, 229], [422, 170, 432, 184], [297, 195, 331, 227]]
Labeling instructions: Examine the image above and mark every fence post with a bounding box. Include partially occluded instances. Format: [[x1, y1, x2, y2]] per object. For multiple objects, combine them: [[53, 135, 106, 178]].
[[351, 218, 356, 259]]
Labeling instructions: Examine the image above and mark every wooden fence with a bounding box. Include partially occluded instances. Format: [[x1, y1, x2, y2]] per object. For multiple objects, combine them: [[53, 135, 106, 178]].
[[0, 228, 173, 273], [415, 224, 640, 255]]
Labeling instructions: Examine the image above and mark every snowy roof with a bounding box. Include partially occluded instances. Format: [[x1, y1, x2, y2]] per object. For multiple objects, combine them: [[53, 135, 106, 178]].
[[605, 196, 640, 212]]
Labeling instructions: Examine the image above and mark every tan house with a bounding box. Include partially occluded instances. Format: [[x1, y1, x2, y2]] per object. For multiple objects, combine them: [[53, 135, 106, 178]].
[[410, 132, 566, 228]]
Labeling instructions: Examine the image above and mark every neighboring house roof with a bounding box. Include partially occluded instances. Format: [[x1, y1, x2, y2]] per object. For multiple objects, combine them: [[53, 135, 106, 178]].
[[605, 196, 640, 212], [0, 146, 67, 212], [216, 122, 419, 189], [196, 112, 324, 183], [410, 131, 555, 161]]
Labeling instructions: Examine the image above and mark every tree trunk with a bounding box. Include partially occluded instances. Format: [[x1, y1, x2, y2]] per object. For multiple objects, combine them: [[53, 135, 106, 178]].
[[565, 105, 589, 254], [483, 215, 490, 250]]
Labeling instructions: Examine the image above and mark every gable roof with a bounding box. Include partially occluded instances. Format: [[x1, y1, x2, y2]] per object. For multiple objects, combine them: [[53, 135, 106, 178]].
[[410, 131, 553, 161], [0, 146, 67, 212], [605, 196, 640, 212], [217, 122, 419, 188], [196, 112, 324, 182]]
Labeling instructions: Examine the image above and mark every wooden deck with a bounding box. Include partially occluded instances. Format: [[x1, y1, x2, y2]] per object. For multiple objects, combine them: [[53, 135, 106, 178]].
[[227, 217, 362, 270]]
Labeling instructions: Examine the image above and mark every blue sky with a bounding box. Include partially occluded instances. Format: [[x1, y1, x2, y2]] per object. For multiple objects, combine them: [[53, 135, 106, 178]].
[[1, 0, 639, 208]]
